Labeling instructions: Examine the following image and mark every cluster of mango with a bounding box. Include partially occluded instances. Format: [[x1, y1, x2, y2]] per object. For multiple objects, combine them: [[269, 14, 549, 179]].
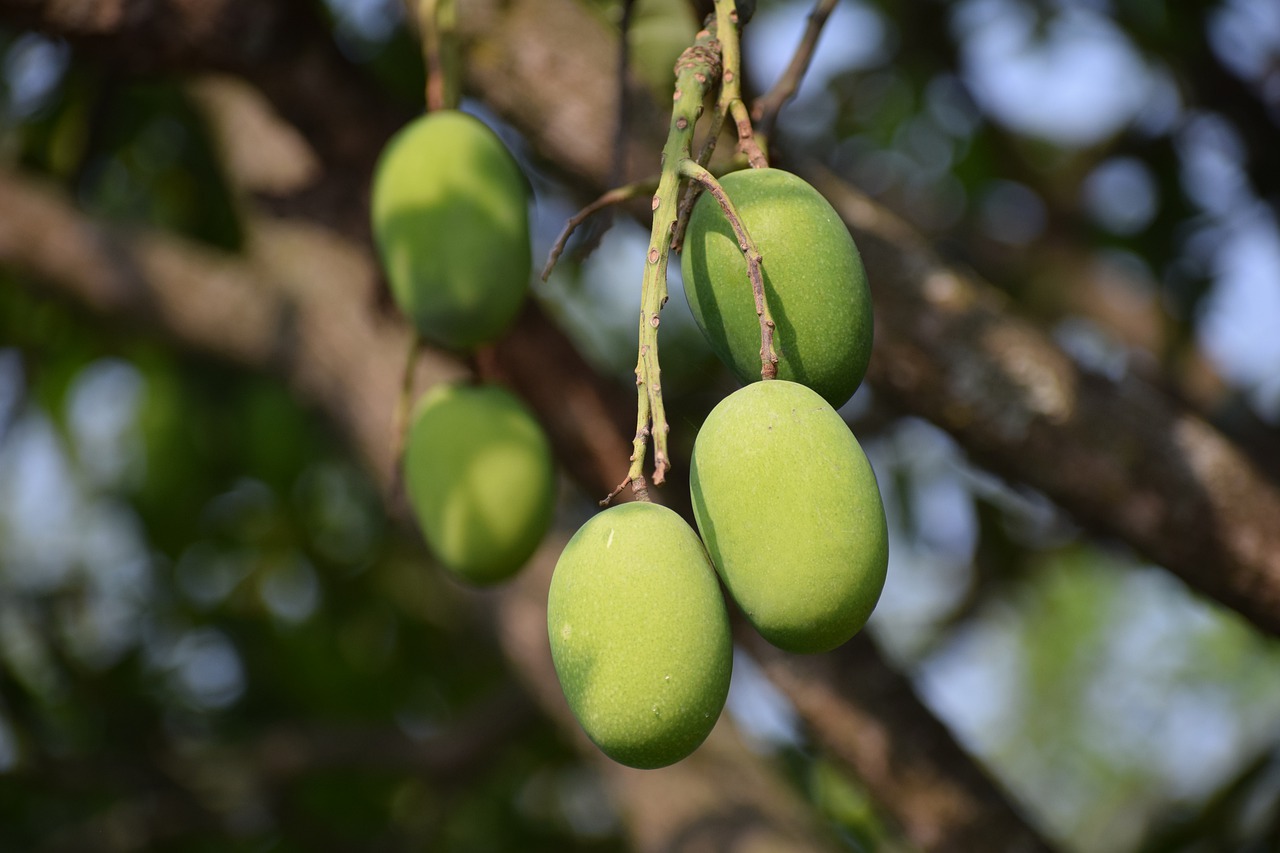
[[548, 169, 889, 768], [371, 111, 887, 771], [371, 111, 556, 585]]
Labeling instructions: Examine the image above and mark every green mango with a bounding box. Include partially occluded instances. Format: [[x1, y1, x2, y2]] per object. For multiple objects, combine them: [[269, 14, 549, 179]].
[[629, 0, 698, 101], [547, 502, 732, 769], [690, 380, 888, 653], [403, 383, 555, 584], [681, 168, 873, 409], [371, 110, 531, 351]]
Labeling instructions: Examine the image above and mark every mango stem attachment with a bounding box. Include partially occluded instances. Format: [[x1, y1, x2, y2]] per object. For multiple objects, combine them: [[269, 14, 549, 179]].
[[678, 159, 778, 380], [673, 0, 765, 252], [416, 0, 458, 112], [713, 0, 768, 169]]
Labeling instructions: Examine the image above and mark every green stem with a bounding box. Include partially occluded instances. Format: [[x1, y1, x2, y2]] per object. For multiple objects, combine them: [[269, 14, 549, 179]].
[[678, 159, 777, 380], [603, 31, 722, 504], [673, 0, 765, 252], [418, 0, 458, 112], [713, 0, 768, 168], [390, 334, 422, 498]]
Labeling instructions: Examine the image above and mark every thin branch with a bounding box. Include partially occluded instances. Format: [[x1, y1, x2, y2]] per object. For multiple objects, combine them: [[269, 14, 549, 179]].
[[540, 179, 657, 281], [673, 0, 766, 252], [750, 0, 838, 139], [730, 98, 768, 167], [604, 34, 723, 502]]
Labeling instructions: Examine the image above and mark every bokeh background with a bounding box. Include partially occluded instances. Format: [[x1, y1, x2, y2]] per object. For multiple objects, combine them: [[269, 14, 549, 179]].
[[1, 0, 1279, 850]]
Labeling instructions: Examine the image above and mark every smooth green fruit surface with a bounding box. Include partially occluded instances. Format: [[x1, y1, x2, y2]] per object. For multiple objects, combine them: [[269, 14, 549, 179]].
[[547, 502, 731, 769], [371, 111, 531, 350], [403, 383, 554, 584], [681, 168, 872, 408], [630, 0, 698, 100], [690, 380, 888, 653]]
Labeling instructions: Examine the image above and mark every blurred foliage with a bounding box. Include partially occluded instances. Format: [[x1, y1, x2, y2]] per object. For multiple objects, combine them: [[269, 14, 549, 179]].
[[9, 59, 243, 250], [869, 419, 1280, 852], [0, 284, 625, 851], [2, 0, 1280, 851]]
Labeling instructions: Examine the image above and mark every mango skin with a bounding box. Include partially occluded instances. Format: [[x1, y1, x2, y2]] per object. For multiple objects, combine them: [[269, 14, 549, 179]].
[[690, 380, 888, 653], [403, 383, 555, 584], [681, 168, 872, 409], [371, 111, 531, 350], [547, 502, 732, 769], [630, 0, 698, 101]]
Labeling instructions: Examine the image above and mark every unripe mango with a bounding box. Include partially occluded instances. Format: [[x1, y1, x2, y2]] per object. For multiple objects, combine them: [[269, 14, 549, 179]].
[[547, 502, 732, 769], [689, 380, 887, 653], [681, 168, 872, 409], [403, 383, 555, 584], [371, 111, 531, 350], [629, 0, 698, 101]]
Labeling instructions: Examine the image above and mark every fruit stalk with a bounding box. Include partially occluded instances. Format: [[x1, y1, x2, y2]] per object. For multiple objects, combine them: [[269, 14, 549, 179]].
[[390, 333, 422, 496], [712, 0, 768, 169], [686, 0, 766, 170], [673, 0, 765, 251], [417, 0, 458, 112], [677, 159, 777, 379], [605, 31, 722, 504]]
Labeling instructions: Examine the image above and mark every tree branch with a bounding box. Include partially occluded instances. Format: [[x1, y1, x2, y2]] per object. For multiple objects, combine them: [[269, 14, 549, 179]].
[[805, 165, 1280, 636], [0, 170, 437, 480], [750, 0, 839, 139], [746, 632, 1050, 853]]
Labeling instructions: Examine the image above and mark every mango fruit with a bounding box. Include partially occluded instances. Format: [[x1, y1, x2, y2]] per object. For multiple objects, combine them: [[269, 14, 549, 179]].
[[371, 110, 531, 350], [681, 168, 872, 409], [547, 502, 732, 769], [629, 0, 698, 101], [689, 380, 887, 653], [403, 383, 555, 584]]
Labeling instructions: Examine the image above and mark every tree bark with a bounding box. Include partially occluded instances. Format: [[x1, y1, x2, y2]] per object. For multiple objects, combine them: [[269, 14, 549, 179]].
[[807, 167, 1280, 635], [748, 632, 1048, 853]]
